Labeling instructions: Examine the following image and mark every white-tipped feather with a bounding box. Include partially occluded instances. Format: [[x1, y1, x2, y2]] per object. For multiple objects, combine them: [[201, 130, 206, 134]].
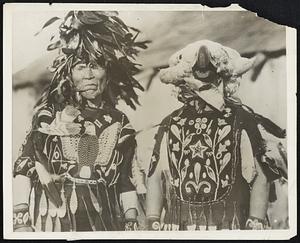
[[48, 199, 57, 218], [54, 216, 61, 232], [29, 187, 35, 226], [57, 189, 67, 218], [35, 162, 52, 185], [39, 190, 48, 217], [70, 183, 78, 215], [35, 215, 42, 232], [88, 185, 101, 213], [45, 214, 53, 232]]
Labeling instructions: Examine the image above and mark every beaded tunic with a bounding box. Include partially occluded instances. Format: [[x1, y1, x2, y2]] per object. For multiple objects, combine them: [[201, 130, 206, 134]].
[[13, 104, 137, 231], [148, 100, 281, 230]]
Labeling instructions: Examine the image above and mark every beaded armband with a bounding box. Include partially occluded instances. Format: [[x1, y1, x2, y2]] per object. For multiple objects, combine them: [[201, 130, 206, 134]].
[[13, 203, 32, 231], [147, 216, 161, 231], [245, 216, 268, 230]]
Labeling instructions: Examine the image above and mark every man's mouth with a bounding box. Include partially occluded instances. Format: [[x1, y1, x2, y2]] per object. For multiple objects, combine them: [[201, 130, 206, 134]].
[[78, 84, 98, 92]]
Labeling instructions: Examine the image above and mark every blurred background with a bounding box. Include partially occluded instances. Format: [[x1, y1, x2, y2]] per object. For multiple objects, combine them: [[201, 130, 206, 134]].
[[12, 9, 288, 229]]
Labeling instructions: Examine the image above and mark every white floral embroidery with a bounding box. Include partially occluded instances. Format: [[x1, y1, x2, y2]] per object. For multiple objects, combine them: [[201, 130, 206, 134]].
[[104, 115, 112, 123], [194, 117, 207, 131], [188, 120, 195, 125], [218, 143, 228, 154], [224, 107, 232, 117], [218, 118, 227, 126], [172, 142, 180, 152], [177, 118, 187, 126]]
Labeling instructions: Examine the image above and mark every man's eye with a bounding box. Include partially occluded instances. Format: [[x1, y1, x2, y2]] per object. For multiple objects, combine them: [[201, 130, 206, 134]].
[[90, 63, 98, 69], [76, 65, 86, 70]]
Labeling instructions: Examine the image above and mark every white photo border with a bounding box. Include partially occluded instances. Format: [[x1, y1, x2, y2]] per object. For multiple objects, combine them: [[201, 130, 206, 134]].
[[3, 3, 297, 240]]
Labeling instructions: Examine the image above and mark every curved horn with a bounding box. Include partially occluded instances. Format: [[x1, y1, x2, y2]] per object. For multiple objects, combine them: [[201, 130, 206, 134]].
[[234, 56, 256, 76]]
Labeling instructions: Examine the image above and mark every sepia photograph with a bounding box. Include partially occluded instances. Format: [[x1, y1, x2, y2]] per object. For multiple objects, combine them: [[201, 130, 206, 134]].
[[3, 3, 297, 240]]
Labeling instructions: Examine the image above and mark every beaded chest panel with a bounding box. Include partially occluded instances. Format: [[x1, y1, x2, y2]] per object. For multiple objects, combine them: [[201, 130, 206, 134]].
[[167, 106, 239, 204], [44, 107, 129, 182]]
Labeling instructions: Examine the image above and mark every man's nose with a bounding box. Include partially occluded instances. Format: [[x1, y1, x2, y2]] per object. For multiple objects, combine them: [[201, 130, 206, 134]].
[[84, 67, 94, 79]]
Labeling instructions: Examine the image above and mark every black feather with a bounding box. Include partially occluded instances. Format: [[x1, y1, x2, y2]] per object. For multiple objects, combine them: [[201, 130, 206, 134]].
[[241, 104, 286, 139], [254, 113, 286, 139]]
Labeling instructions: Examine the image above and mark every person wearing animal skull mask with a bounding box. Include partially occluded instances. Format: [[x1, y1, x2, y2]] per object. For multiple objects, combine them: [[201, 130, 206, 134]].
[[146, 40, 287, 231]]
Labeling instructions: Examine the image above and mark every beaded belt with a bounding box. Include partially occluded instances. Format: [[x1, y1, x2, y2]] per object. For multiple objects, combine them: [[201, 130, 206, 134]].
[[65, 172, 106, 185]]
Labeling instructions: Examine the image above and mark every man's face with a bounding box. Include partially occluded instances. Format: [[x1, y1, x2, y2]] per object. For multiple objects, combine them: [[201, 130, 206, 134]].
[[71, 61, 107, 100]]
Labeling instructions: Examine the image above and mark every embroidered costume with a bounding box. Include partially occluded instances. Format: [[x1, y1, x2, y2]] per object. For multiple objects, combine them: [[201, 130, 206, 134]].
[[13, 11, 148, 231], [14, 104, 137, 231], [147, 40, 287, 230]]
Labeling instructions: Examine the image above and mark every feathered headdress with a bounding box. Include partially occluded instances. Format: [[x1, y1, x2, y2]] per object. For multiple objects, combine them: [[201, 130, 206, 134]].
[[35, 11, 150, 110]]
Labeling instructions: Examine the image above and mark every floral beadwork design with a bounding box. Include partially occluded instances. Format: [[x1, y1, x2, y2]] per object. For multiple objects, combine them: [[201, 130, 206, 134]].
[[167, 107, 236, 203]]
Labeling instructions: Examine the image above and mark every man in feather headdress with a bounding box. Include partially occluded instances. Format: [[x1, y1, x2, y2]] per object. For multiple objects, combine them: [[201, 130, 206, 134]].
[[13, 11, 149, 232], [146, 40, 287, 231]]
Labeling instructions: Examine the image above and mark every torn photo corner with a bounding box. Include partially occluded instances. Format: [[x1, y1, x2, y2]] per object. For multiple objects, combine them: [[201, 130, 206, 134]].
[[3, 2, 297, 240]]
